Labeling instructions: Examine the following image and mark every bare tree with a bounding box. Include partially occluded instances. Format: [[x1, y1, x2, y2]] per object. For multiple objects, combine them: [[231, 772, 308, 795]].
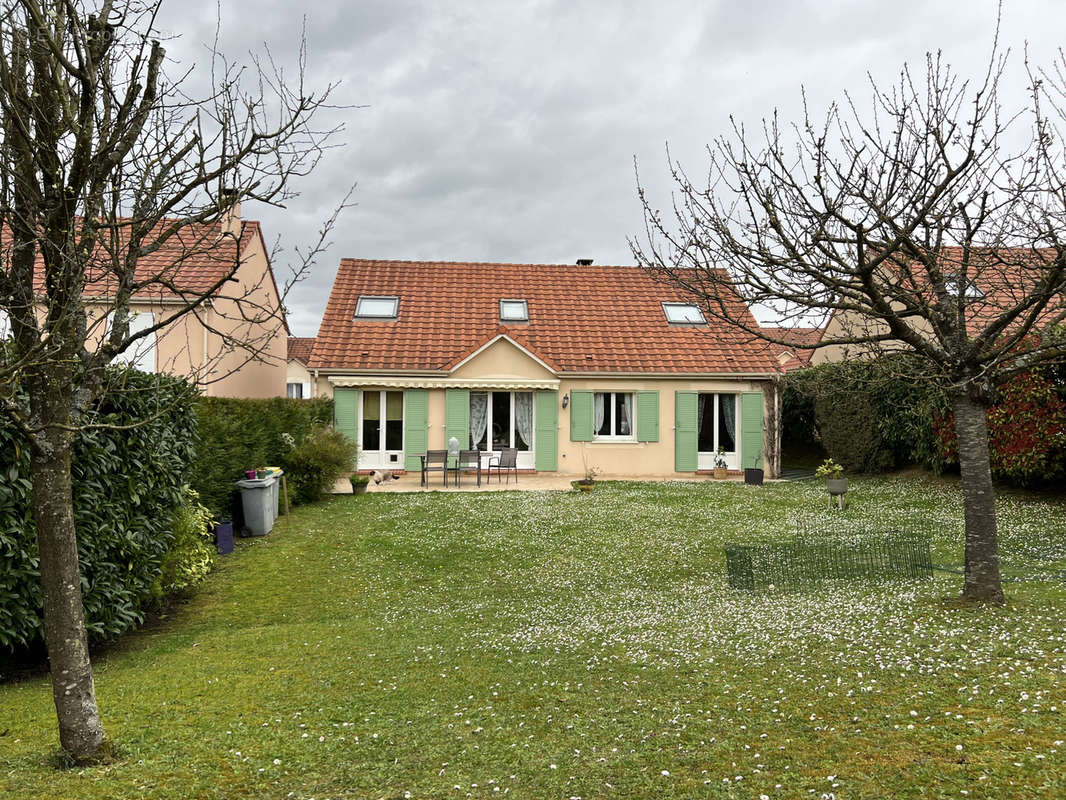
[[632, 42, 1066, 606], [0, 0, 345, 762]]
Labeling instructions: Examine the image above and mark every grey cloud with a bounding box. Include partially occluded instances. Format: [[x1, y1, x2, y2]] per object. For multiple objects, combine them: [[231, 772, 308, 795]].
[[145, 0, 1066, 335]]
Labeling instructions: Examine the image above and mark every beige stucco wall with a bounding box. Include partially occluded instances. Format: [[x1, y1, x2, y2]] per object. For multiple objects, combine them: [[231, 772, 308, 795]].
[[451, 338, 557, 381], [199, 231, 287, 397], [287, 359, 314, 397], [555, 377, 765, 477]]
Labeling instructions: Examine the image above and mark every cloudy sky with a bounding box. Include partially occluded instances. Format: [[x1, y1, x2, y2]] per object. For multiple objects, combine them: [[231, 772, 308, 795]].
[[155, 0, 1064, 336]]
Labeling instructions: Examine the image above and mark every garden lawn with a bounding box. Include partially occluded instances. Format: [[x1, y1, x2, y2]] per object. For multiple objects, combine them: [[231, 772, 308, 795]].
[[2, 475, 1066, 799]]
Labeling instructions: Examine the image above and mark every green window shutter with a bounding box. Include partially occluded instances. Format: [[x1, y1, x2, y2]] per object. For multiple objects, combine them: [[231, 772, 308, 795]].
[[535, 391, 558, 471], [636, 391, 659, 442], [445, 389, 470, 462], [569, 391, 593, 442], [674, 391, 698, 472], [404, 389, 429, 471], [741, 392, 765, 469], [334, 388, 359, 448]]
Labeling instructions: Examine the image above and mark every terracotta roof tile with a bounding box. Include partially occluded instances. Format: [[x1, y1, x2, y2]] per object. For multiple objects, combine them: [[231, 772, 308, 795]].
[[311, 259, 781, 374], [17, 218, 263, 301], [287, 336, 315, 364]]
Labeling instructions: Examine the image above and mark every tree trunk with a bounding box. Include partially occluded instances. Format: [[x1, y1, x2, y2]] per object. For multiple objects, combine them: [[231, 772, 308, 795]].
[[31, 395, 108, 763], [950, 392, 1005, 604]]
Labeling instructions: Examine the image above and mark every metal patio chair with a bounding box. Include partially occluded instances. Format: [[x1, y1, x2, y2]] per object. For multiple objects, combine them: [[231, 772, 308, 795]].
[[487, 447, 518, 484], [420, 450, 449, 486], [452, 449, 482, 487]]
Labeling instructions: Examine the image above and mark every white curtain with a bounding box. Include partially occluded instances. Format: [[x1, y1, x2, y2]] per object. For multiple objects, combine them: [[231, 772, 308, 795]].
[[514, 392, 533, 449], [697, 394, 707, 437], [620, 393, 633, 435], [470, 392, 489, 449], [594, 393, 605, 433], [720, 393, 736, 449]]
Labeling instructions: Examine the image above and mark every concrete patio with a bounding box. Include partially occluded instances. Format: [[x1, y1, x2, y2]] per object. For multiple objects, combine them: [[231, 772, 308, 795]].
[[335, 470, 753, 494]]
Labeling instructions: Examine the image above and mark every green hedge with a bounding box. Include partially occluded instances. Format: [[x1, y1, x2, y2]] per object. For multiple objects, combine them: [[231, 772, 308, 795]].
[[0, 368, 198, 654], [785, 356, 948, 473], [190, 396, 333, 517], [786, 357, 1066, 484]]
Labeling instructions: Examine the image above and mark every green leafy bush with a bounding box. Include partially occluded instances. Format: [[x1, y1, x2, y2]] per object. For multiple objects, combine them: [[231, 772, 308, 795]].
[[281, 425, 358, 505], [786, 356, 947, 473], [150, 489, 215, 605], [190, 396, 332, 516], [0, 368, 198, 654]]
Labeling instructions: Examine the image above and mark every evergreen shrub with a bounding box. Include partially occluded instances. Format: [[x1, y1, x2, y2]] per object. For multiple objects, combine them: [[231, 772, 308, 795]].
[[0, 368, 198, 654], [190, 396, 332, 517]]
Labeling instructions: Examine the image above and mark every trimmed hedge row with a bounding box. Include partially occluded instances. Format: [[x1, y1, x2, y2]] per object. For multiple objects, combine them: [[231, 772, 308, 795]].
[[0, 368, 198, 653], [786, 357, 1066, 485], [189, 396, 334, 517]]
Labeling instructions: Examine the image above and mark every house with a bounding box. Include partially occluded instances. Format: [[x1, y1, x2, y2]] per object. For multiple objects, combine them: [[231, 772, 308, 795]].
[[306, 258, 785, 478], [810, 246, 1066, 367], [287, 337, 316, 398], [3, 203, 289, 397], [769, 326, 824, 371]]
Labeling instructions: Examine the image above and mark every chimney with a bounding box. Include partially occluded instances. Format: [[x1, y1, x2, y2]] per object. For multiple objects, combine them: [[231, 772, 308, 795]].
[[576, 258, 593, 266], [219, 188, 241, 236]]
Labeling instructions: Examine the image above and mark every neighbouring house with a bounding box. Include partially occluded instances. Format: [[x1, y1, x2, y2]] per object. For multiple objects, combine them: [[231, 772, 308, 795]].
[[769, 326, 824, 372], [307, 258, 786, 478], [287, 337, 316, 398], [2, 203, 289, 397], [810, 247, 1066, 367]]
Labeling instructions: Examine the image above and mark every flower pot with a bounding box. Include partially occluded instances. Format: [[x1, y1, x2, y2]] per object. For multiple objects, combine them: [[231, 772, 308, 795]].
[[713, 467, 728, 480], [350, 481, 368, 495], [744, 468, 764, 486], [244, 469, 257, 480], [826, 478, 849, 496], [574, 479, 595, 492]]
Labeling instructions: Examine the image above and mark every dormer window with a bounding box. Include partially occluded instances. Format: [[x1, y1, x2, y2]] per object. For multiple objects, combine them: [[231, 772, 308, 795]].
[[355, 296, 399, 319], [499, 299, 529, 322], [662, 302, 706, 324], [944, 277, 983, 301]]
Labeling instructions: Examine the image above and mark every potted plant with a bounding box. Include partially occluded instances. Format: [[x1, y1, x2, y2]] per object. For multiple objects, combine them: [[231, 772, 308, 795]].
[[816, 458, 848, 497], [349, 474, 370, 495], [713, 448, 728, 480], [744, 448, 764, 486], [574, 462, 600, 492]]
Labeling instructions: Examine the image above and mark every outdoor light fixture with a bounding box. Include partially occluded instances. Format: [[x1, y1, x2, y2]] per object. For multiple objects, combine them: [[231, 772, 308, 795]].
[[561, 393, 569, 409]]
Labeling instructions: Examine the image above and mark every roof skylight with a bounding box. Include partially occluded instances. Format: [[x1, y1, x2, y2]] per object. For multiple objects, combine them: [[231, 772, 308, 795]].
[[355, 296, 399, 319], [499, 299, 529, 322], [662, 302, 706, 324]]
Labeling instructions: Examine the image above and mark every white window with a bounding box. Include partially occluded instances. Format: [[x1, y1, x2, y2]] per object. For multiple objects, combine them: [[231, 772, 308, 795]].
[[287, 382, 304, 399], [355, 296, 399, 319], [499, 299, 529, 322], [108, 310, 157, 372], [944, 277, 983, 300], [594, 392, 634, 439], [662, 302, 706, 324]]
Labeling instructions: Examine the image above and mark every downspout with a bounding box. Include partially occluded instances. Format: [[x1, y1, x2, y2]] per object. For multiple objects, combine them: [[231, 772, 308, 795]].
[[202, 301, 212, 397]]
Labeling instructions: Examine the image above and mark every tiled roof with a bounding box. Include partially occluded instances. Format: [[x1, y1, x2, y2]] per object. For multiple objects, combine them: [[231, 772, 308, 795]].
[[287, 336, 316, 364], [766, 326, 823, 370], [22, 218, 266, 301], [309, 259, 781, 374]]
